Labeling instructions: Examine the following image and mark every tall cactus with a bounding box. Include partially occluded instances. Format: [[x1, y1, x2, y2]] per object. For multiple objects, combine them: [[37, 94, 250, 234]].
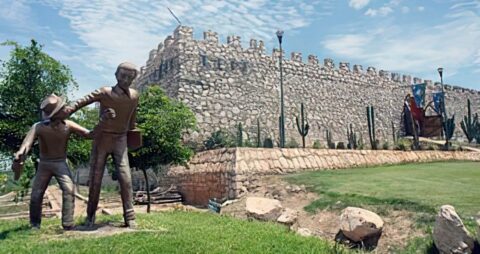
[[460, 99, 478, 143], [391, 121, 396, 143], [366, 106, 377, 150], [444, 115, 456, 150], [326, 129, 335, 149], [256, 118, 261, 147], [236, 122, 243, 147], [347, 123, 357, 149], [295, 103, 309, 148]]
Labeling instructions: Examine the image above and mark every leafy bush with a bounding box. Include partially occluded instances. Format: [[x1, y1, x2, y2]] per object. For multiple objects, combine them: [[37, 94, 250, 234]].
[[263, 138, 274, 148], [0, 173, 7, 193], [382, 141, 389, 150], [313, 140, 322, 149], [336, 142, 346, 149], [131, 86, 197, 167], [285, 138, 299, 148], [203, 129, 234, 150], [394, 138, 412, 151]]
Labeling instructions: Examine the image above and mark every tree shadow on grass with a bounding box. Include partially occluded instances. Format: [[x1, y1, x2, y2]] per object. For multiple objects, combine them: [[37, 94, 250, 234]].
[[0, 224, 31, 240]]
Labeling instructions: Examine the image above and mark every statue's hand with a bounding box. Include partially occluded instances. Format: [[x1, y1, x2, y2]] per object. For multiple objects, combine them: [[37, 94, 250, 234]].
[[64, 106, 75, 114], [102, 108, 116, 120], [13, 151, 23, 161]]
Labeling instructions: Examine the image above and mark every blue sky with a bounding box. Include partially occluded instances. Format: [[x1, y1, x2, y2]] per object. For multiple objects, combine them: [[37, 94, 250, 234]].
[[0, 0, 479, 99]]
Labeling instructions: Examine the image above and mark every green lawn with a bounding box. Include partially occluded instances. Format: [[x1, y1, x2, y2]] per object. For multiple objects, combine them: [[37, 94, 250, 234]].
[[0, 211, 348, 254], [286, 161, 480, 217]]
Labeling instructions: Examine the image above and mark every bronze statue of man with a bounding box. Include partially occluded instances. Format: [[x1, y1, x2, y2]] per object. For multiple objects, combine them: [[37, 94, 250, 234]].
[[14, 94, 91, 230], [63, 62, 139, 228]]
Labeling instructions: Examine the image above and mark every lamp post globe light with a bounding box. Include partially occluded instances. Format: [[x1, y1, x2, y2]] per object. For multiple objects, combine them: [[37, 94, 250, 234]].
[[276, 30, 285, 148]]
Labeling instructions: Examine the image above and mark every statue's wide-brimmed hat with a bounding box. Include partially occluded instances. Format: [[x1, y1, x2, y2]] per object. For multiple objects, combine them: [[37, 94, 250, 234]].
[[40, 93, 66, 119]]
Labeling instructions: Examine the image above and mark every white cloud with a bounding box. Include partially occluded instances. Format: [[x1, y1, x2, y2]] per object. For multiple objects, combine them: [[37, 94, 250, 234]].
[[364, 6, 393, 17], [349, 0, 370, 10], [39, 0, 330, 81], [401, 6, 410, 14], [0, 0, 30, 25], [418, 6, 425, 12], [323, 1, 480, 79]]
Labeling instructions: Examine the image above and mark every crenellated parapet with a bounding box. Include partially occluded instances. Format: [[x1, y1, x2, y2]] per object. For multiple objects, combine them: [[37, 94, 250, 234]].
[[367, 67, 377, 75], [135, 25, 480, 145], [353, 65, 363, 74], [308, 55, 319, 65], [227, 35, 241, 47], [324, 58, 335, 69], [174, 26, 193, 40], [339, 62, 350, 72], [203, 30, 218, 44], [290, 52, 302, 62]]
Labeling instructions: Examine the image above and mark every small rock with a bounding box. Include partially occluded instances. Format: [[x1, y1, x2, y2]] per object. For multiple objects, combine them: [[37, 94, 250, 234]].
[[246, 197, 283, 221], [433, 205, 474, 254], [339, 207, 384, 243], [285, 185, 291, 191], [291, 185, 301, 193], [277, 208, 298, 226], [297, 227, 312, 237]]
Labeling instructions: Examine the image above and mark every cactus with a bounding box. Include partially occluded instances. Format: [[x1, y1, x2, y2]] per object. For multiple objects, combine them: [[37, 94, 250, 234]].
[[475, 124, 480, 144], [366, 106, 377, 150], [460, 99, 478, 143], [236, 123, 243, 147], [256, 118, 261, 147], [295, 103, 310, 148], [444, 115, 455, 150], [391, 121, 396, 143], [326, 129, 335, 149], [347, 123, 357, 149]]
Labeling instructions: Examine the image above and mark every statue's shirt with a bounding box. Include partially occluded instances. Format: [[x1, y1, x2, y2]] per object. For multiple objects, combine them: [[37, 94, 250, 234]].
[[73, 86, 139, 134], [20, 120, 89, 161]]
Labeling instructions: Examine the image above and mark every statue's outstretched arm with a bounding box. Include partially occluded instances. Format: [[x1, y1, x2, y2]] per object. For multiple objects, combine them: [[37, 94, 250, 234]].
[[66, 120, 92, 139], [14, 123, 38, 161]]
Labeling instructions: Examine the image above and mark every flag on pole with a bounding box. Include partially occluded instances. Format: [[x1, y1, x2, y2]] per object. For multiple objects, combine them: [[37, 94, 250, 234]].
[[412, 83, 427, 108], [432, 91, 444, 113]]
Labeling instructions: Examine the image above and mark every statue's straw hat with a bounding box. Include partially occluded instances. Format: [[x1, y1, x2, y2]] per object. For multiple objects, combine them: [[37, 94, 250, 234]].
[[40, 93, 65, 119]]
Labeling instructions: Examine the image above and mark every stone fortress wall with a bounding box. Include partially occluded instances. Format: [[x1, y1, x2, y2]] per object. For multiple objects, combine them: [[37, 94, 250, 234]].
[[134, 26, 480, 146]]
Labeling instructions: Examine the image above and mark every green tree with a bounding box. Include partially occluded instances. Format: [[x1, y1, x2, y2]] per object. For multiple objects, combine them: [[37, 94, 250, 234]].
[[130, 86, 196, 169], [67, 106, 98, 167], [0, 40, 77, 153]]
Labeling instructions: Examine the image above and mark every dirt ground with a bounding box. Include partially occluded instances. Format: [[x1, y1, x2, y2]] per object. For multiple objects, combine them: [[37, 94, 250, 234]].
[[220, 175, 425, 253]]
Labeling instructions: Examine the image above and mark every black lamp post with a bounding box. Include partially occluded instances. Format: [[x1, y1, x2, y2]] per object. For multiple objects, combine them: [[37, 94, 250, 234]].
[[438, 67, 451, 148], [276, 30, 285, 148], [437, 67, 446, 118]]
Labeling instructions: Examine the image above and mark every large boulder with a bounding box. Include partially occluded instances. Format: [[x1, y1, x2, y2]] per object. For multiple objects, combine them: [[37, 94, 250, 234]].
[[433, 205, 475, 254], [246, 197, 282, 221], [339, 207, 384, 243]]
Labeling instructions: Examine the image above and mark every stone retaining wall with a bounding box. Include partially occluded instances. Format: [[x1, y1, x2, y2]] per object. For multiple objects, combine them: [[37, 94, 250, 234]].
[[167, 148, 480, 206]]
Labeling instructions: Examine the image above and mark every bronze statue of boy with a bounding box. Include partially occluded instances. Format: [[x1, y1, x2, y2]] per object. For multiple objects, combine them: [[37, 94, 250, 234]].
[[14, 94, 91, 230], [62, 62, 140, 228]]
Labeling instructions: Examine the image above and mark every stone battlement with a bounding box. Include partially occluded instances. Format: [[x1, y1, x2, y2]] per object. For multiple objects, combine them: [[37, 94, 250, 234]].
[[142, 26, 478, 94], [135, 26, 480, 145]]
